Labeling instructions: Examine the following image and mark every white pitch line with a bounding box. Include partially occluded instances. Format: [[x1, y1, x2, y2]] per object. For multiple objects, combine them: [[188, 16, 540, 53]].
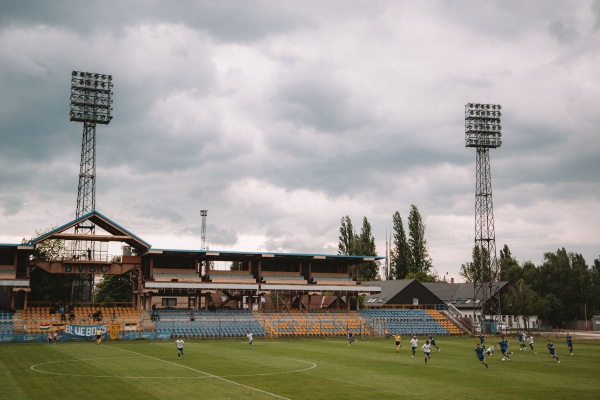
[[109, 345, 292, 400]]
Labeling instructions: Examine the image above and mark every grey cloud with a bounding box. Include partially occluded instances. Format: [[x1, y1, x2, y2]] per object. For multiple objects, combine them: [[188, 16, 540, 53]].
[[593, 0, 600, 31], [549, 21, 578, 44], [0, 195, 24, 216], [0, 0, 312, 43], [1, 0, 599, 280]]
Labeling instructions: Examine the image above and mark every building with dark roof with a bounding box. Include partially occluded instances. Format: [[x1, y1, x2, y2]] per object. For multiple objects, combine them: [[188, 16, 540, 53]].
[[1, 210, 383, 311], [361, 279, 534, 332]]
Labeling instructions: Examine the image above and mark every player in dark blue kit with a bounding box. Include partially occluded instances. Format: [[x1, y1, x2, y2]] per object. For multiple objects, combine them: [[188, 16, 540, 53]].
[[517, 331, 526, 351], [429, 334, 440, 351], [475, 343, 489, 369], [547, 339, 560, 363], [566, 333, 573, 355], [478, 334, 485, 346], [499, 337, 511, 361]]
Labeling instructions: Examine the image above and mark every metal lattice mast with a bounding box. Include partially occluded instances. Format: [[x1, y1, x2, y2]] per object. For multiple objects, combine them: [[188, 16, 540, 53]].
[[200, 210, 208, 250], [465, 103, 502, 333], [76, 122, 97, 220], [69, 71, 113, 260]]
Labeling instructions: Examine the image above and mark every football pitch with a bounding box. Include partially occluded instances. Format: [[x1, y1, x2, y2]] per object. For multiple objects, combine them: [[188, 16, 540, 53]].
[[0, 336, 598, 400]]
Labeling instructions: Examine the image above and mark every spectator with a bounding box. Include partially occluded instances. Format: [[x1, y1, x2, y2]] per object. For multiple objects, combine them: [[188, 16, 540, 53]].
[[189, 312, 195, 322]]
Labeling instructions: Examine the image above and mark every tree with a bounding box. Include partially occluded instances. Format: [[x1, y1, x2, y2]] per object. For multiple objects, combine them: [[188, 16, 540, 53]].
[[499, 244, 520, 282], [405, 271, 437, 282], [589, 256, 600, 319], [338, 215, 355, 256], [459, 245, 485, 283], [501, 278, 540, 330], [538, 293, 563, 322], [390, 211, 412, 279], [23, 227, 65, 262], [537, 248, 588, 320], [354, 217, 380, 281], [94, 273, 133, 305], [407, 205, 432, 275]]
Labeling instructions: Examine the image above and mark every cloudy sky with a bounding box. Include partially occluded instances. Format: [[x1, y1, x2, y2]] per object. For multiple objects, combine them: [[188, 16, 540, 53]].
[[1, 0, 599, 281]]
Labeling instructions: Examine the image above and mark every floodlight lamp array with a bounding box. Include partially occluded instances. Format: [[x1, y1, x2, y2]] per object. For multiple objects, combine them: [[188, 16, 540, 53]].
[[465, 103, 502, 148], [69, 70, 114, 124]]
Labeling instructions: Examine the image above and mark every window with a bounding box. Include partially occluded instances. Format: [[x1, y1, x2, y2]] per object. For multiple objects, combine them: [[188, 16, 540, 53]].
[[162, 298, 177, 307]]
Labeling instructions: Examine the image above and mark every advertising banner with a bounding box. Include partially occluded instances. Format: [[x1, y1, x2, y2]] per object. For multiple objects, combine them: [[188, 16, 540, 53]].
[[64, 324, 106, 337]]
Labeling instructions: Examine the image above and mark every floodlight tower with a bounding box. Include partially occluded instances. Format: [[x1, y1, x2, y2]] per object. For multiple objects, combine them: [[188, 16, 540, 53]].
[[200, 210, 208, 250], [69, 71, 114, 260], [465, 103, 502, 333]]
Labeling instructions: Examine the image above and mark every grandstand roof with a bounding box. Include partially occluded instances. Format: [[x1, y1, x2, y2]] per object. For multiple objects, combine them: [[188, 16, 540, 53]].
[[145, 247, 383, 266], [28, 210, 151, 250]]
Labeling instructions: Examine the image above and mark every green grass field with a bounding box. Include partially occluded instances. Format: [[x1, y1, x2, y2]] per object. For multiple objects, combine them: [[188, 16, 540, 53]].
[[0, 336, 598, 400]]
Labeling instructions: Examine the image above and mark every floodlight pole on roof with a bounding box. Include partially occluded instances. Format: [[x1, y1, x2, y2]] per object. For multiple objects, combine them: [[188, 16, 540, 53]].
[[200, 210, 208, 250], [465, 103, 503, 334], [69, 71, 114, 263]]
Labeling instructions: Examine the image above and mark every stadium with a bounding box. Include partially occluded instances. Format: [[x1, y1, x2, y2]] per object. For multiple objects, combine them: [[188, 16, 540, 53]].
[[2, 214, 600, 399]]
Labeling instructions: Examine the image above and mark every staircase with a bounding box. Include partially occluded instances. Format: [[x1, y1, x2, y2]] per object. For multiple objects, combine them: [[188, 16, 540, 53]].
[[12, 311, 24, 334], [140, 310, 155, 332]]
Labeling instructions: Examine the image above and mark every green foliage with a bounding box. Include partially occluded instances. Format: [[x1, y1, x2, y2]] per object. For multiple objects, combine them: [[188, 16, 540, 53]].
[[407, 205, 432, 275], [354, 217, 380, 281], [337, 215, 380, 281], [499, 244, 520, 281], [405, 271, 437, 282], [337, 215, 354, 256], [539, 292, 564, 320], [534, 248, 593, 321], [390, 211, 412, 279], [388, 206, 433, 282], [459, 245, 485, 283], [22, 227, 65, 262], [462, 245, 600, 322], [501, 278, 540, 328], [93, 273, 133, 304]]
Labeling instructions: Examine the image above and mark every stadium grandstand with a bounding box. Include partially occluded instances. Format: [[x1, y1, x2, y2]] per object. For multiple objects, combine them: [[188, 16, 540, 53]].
[[0, 210, 474, 343]]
